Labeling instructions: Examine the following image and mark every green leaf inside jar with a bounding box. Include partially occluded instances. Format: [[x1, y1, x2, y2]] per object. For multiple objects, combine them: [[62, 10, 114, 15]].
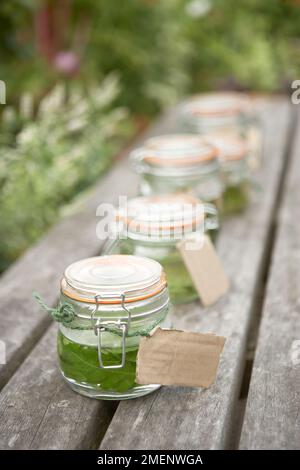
[[161, 251, 199, 305], [58, 331, 138, 393], [223, 183, 249, 215]]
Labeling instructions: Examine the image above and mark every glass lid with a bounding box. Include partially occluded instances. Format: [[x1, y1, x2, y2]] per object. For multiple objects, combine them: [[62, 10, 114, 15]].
[[131, 134, 218, 169], [207, 134, 248, 162], [61, 255, 166, 304], [116, 193, 205, 239], [182, 92, 250, 118]]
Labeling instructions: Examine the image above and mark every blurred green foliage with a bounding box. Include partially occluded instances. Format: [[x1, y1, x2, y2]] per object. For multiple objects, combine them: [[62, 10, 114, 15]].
[[179, 0, 300, 92], [1, 0, 300, 270], [0, 76, 132, 271], [0, 0, 190, 113], [2, 0, 300, 110]]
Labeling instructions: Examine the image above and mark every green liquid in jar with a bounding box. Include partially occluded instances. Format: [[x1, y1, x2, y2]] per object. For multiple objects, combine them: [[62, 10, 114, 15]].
[[161, 251, 198, 305], [58, 331, 138, 393], [223, 183, 249, 215], [113, 231, 218, 305]]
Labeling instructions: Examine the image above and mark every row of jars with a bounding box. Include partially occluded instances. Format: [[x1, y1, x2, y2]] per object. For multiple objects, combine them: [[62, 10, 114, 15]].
[[131, 92, 262, 216], [39, 92, 263, 400]]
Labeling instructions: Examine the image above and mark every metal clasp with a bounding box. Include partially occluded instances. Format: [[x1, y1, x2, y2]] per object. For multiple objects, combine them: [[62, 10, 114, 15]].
[[91, 293, 131, 369]]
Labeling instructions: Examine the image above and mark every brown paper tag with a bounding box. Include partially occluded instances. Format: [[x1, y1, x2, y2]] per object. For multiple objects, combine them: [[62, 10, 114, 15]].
[[136, 327, 226, 388], [247, 126, 263, 171], [177, 235, 229, 306]]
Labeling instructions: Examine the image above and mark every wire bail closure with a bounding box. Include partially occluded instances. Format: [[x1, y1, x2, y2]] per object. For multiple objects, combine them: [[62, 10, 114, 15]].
[[91, 293, 131, 369]]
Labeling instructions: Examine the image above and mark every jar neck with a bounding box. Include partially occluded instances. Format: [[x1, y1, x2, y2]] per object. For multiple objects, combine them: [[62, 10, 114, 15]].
[[222, 158, 249, 185], [190, 112, 246, 131], [59, 289, 170, 350], [134, 157, 220, 179], [122, 222, 206, 245], [222, 157, 248, 172], [60, 286, 170, 323]]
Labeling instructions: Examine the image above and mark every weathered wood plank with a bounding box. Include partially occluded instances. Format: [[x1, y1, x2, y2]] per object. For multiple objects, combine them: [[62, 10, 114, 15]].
[[239, 106, 300, 450], [0, 325, 117, 450], [100, 98, 292, 450], [0, 110, 178, 450]]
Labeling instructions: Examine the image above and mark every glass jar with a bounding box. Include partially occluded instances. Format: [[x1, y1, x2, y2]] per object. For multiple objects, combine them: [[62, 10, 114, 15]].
[[181, 92, 262, 171], [209, 134, 250, 215], [130, 134, 224, 213], [103, 193, 219, 305], [57, 255, 171, 400]]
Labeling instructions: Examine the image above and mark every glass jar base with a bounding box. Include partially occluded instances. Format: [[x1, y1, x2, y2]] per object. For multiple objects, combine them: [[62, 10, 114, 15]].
[[62, 373, 161, 401]]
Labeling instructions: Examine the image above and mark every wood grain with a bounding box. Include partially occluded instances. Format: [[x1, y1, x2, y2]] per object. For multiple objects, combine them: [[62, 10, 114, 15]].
[[239, 106, 300, 450], [0, 325, 118, 449]]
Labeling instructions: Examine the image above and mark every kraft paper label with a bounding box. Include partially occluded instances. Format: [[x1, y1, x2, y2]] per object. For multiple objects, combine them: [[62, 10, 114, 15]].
[[136, 327, 226, 388], [177, 235, 229, 306], [247, 126, 263, 170]]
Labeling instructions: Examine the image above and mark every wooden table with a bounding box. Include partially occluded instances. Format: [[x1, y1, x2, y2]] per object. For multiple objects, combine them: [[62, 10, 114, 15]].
[[0, 97, 299, 450]]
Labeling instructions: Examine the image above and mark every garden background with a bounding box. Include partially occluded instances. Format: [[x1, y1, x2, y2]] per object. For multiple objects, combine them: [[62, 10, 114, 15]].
[[1, 0, 299, 272]]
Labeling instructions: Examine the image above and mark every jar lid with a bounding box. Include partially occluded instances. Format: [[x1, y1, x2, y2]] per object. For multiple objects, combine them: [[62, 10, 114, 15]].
[[132, 134, 218, 169], [207, 134, 248, 162], [61, 255, 167, 304], [117, 193, 205, 239], [183, 92, 250, 118]]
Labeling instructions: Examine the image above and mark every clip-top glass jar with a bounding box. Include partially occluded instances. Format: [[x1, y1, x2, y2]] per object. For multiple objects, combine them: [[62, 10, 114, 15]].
[[103, 193, 218, 305], [181, 92, 262, 171], [57, 255, 170, 400], [209, 134, 250, 215], [130, 134, 223, 212]]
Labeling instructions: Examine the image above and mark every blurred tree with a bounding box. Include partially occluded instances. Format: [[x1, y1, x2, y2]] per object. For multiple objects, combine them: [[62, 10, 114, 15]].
[[2, 0, 300, 109], [70, 0, 190, 114], [0, 0, 190, 114], [179, 0, 300, 91]]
